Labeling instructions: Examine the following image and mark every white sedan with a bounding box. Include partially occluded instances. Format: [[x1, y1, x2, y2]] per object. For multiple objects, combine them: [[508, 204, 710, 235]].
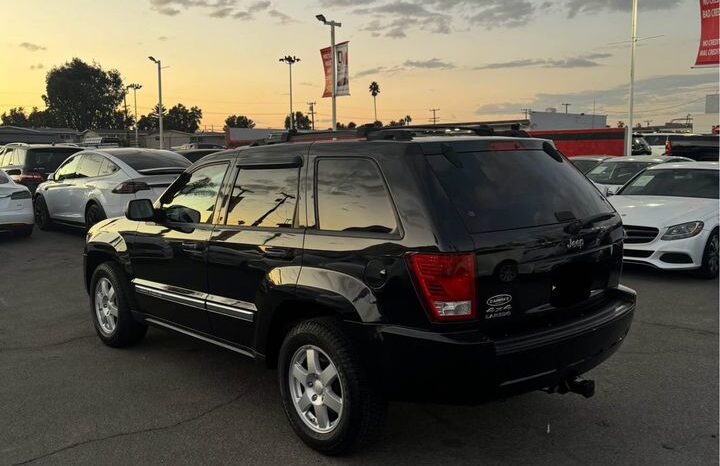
[[34, 148, 190, 230], [609, 162, 719, 278], [0, 169, 34, 237]]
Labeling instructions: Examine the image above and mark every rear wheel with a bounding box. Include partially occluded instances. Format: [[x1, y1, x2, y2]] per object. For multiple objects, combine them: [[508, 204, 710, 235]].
[[90, 262, 147, 347], [85, 203, 106, 229], [696, 230, 719, 279], [278, 318, 386, 455], [34, 196, 52, 231]]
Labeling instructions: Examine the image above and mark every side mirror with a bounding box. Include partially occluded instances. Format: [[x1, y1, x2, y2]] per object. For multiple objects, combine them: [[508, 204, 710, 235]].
[[125, 199, 156, 222], [47, 173, 55, 181]]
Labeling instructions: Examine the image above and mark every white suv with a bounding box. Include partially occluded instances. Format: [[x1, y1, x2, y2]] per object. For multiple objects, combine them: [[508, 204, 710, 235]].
[[34, 148, 191, 229]]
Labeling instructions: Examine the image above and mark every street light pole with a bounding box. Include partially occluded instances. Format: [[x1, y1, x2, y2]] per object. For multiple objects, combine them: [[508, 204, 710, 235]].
[[127, 84, 142, 147], [279, 56, 300, 130], [148, 56, 164, 149], [626, 0, 638, 156], [316, 15, 341, 131]]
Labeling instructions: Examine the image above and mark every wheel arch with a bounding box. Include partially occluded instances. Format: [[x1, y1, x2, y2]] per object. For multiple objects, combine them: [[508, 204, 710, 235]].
[[84, 240, 132, 294]]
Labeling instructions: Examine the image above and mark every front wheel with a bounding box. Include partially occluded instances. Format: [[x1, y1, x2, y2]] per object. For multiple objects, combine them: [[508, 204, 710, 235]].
[[90, 262, 147, 347], [278, 318, 386, 455], [34, 196, 53, 230], [695, 230, 719, 279]]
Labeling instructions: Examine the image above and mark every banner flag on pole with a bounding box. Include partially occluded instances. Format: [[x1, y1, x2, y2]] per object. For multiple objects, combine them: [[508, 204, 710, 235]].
[[694, 0, 719, 68], [321, 41, 350, 97]]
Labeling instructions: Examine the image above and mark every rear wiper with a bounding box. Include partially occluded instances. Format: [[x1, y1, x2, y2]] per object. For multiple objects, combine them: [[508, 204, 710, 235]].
[[562, 212, 616, 234]]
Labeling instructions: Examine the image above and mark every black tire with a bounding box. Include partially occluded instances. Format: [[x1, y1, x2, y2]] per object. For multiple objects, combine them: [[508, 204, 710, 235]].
[[695, 229, 719, 279], [89, 262, 147, 347], [85, 202, 107, 229], [34, 195, 53, 231], [278, 318, 386, 455], [14, 225, 33, 238]]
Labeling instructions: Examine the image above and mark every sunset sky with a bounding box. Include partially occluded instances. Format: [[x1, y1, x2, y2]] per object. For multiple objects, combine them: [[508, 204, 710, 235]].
[[1, 0, 717, 130]]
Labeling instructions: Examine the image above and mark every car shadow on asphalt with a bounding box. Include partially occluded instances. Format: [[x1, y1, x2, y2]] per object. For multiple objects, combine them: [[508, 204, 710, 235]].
[[621, 263, 718, 283]]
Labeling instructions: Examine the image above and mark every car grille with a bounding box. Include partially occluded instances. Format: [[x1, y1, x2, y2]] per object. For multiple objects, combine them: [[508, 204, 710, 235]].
[[623, 225, 659, 244]]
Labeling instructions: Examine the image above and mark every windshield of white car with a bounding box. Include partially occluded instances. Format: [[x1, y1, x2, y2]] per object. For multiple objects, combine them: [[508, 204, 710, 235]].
[[617, 169, 719, 199], [586, 161, 656, 185], [112, 151, 191, 172]]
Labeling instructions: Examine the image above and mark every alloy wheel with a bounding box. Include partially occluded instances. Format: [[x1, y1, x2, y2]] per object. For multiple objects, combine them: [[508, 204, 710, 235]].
[[94, 277, 118, 335], [288, 345, 344, 433], [708, 234, 719, 275]]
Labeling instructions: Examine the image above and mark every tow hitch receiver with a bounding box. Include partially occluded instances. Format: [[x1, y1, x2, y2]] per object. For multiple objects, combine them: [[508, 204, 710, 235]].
[[553, 377, 596, 399]]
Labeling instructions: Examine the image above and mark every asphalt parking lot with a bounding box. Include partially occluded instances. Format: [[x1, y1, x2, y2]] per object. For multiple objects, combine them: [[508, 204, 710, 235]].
[[0, 228, 717, 466]]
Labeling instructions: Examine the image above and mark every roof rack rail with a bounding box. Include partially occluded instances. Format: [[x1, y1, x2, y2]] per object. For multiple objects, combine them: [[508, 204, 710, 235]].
[[254, 122, 529, 145]]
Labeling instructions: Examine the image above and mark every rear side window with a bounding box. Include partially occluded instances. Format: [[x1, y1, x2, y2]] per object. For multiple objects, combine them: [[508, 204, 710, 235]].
[[112, 151, 190, 173], [226, 167, 299, 228], [315, 158, 398, 234], [427, 149, 613, 233], [586, 161, 655, 185], [25, 148, 80, 172]]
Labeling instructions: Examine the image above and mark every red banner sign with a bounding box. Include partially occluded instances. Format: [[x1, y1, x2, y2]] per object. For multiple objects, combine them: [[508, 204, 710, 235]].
[[695, 0, 720, 68], [321, 41, 349, 98]]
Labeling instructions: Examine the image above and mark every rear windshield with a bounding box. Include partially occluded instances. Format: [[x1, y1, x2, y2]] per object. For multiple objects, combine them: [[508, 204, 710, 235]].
[[26, 148, 81, 172], [571, 159, 600, 174], [618, 169, 719, 199], [427, 149, 613, 233], [586, 161, 656, 185], [112, 151, 191, 172]]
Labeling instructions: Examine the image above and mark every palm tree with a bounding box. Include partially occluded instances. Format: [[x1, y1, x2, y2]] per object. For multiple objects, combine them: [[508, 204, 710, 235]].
[[369, 81, 380, 122]]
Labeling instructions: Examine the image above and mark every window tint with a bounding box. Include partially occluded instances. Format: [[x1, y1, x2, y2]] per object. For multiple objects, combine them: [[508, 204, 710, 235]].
[[76, 154, 104, 178], [26, 148, 80, 172], [98, 157, 119, 176], [226, 168, 299, 228], [316, 158, 398, 234], [55, 155, 81, 180], [427, 149, 613, 233], [162, 163, 228, 224]]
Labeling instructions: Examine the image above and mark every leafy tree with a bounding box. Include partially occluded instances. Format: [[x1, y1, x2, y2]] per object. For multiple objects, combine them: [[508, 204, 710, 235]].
[[225, 114, 255, 129], [347, 122, 357, 129], [373, 120, 383, 127], [165, 104, 203, 132], [617, 121, 625, 128], [1, 107, 29, 126], [285, 111, 311, 130], [369, 81, 380, 122], [27, 107, 57, 127], [137, 104, 165, 132], [387, 116, 413, 127], [42, 58, 126, 130]]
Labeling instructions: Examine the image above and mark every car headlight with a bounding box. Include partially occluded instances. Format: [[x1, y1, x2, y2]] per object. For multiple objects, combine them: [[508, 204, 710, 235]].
[[661, 221, 704, 240]]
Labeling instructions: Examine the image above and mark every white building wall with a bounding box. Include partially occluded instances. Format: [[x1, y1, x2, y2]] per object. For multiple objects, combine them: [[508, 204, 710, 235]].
[[528, 111, 608, 130]]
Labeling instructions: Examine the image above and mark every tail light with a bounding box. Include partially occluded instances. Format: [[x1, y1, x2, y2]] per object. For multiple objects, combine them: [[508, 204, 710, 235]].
[[17, 171, 44, 184], [112, 181, 150, 194], [406, 253, 476, 322], [10, 189, 31, 200]]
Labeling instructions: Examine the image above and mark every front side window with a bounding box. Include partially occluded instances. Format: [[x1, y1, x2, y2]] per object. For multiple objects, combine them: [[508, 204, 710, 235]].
[[55, 155, 81, 181], [226, 167, 299, 228], [315, 158, 398, 234], [161, 163, 228, 224]]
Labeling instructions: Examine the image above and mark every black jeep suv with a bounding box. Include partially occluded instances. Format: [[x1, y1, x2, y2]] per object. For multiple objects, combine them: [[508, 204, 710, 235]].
[[84, 126, 636, 455]]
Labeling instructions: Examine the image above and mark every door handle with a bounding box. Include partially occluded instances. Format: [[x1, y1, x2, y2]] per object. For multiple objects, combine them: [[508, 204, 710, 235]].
[[181, 242, 203, 252], [262, 247, 294, 260]]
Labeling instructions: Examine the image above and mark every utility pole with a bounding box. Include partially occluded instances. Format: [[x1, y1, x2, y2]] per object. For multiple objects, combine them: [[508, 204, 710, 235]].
[[307, 102, 317, 130], [561, 103, 571, 114], [520, 108, 531, 120], [626, 0, 638, 156], [148, 56, 163, 149], [644, 120, 652, 127], [429, 108, 440, 126], [127, 84, 142, 147], [279, 55, 301, 129]]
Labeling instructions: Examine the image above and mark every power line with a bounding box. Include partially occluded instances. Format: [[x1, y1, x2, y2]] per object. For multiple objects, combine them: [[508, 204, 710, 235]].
[[307, 101, 317, 130], [429, 108, 440, 125]]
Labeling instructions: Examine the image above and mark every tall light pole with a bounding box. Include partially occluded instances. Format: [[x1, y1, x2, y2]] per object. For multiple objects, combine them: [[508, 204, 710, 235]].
[[316, 14, 341, 131], [148, 56, 163, 149], [626, 0, 638, 156], [279, 55, 300, 130], [127, 83, 142, 147]]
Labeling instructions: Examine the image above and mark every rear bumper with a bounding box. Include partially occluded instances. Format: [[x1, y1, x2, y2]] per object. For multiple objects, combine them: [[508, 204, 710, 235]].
[[0, 209, 34, 231], [351, 286, 635, 403]]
